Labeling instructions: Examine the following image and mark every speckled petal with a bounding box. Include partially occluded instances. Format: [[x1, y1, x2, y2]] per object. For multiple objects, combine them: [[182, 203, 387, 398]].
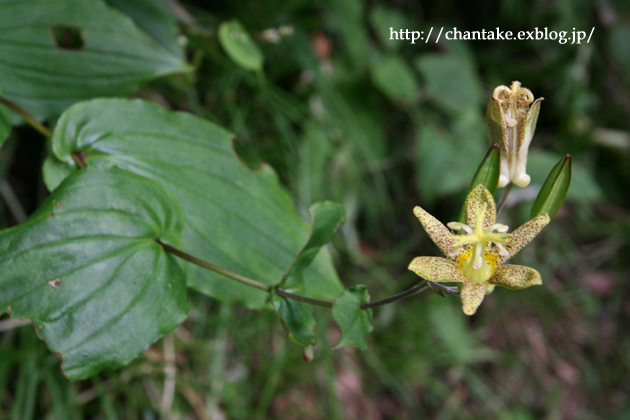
[[491, 213, 550, 263], [464, 184, 496, 229], [408, 257, 467, 282], [460, 282, 487, 315], [513, 98, 543, 188], [489, 265, 542, 290], [413, 207, 457, 261]]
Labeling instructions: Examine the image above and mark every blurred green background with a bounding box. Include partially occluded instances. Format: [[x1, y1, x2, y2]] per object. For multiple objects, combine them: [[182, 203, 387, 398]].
[[1, 0, 630, 418]]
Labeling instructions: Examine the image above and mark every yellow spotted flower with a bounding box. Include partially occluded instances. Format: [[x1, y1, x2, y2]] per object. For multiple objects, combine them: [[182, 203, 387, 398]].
[[408, 184, 550, 315], [486, 81, 543, 188]]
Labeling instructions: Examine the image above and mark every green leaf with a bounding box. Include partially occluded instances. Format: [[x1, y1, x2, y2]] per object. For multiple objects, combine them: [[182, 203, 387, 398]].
[[0, 88, 9, 147], [371, 55, 419, 104], [331, 285, 374, 351], [530, 154, 572, 220], [414, 48, 483, 115], [277, 201, 346, 292], [42, 155, 73, 194], [415, 112, 487, 203], [46, 98, 343, 309], [218, 20, 264, 71], [0, 167, 187, 380], [271, 298, 317, 347], [0, 0, 189, 122], [105, 0, 183, 58], [272, 201, 346, 347], [458, 144, 501, 223]]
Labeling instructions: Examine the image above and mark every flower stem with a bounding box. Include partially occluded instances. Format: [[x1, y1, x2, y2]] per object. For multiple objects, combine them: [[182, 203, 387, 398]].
[[361, 281, 428, 309], [158, 241, 432, 310], [0, 95, 53, 139], [496, 182, 513, 215]]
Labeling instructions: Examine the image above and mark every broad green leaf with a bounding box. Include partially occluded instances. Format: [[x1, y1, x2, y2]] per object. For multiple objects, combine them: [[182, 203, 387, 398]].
[[272, 201, 346, 347], [331, 285, 373, 351], [45, 98, 343, 309], [531, 154, 571, 220], [105, 0, 183, 58], [371, 55, 419, 104], [458, 144, 501, 223], [218, 20, 264, 71], [0, 167, 187, 380], [0, 0, 189, 122]]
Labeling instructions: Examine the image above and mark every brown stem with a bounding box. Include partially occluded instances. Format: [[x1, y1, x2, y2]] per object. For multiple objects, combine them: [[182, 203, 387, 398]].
[[158, 241, 436, 310], [0, 95, 53, 138], [158, 241, 271, 292], [72, 152, 88, 169]]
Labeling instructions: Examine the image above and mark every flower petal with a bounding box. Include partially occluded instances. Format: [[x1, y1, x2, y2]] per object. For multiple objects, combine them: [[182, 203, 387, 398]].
[[460, 281, 487, 315], [464, 184, 496, 229], [486, 91, 509, 165], [408, 257, 467, 282], [512, 97, 543, 188], [517, 98, 542, 155], [488, 264, 542, 290], [491, 213, 550, 263], [413, 207, 457, 261]]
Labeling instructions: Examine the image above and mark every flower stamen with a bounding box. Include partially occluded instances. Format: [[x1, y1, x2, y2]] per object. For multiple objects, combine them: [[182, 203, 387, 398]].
[[446, 201, 511, 283]]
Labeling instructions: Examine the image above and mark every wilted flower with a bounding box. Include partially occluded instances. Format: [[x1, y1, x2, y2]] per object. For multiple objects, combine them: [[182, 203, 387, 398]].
[[408, 185, 550, 315], [486, 81, 543, 188]]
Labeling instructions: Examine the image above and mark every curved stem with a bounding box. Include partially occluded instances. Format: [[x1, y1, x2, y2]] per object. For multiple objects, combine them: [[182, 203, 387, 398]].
[[275, 289, 332, 308], [72, 152, 88, 169], [496, 182, 513, 215], [158, 241, 272, 292], [158, 241, 434, 310], [0, 95, 53, 139], [361, 281, 428, 309]]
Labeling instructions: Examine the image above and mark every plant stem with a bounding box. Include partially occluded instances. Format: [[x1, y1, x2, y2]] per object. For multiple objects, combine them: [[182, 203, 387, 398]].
[[159, 241, 272, 292], [72, 152, 88, 169], [496, 182, 513, 215], [158, 241, 436, 310], [361, 282, 428, 309], [0, 95, 53, 139]]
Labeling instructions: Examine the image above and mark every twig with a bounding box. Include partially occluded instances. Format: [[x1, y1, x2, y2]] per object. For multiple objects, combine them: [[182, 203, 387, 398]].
[[158, 241, 436, 310], [0, 95, 52, 138]]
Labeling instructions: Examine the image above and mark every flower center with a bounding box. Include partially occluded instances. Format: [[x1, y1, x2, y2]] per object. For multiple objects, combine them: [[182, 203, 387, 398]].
[[447, 203, 510, 283]]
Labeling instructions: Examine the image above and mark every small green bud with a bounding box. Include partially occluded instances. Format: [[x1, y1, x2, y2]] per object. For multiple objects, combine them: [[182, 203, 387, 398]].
[[530, 154, 572, 220]]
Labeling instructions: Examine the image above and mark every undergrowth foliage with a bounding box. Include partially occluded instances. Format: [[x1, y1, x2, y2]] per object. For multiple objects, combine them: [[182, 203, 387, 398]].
[[2, 0, 626, 418], [0, 6, 568, 381]]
